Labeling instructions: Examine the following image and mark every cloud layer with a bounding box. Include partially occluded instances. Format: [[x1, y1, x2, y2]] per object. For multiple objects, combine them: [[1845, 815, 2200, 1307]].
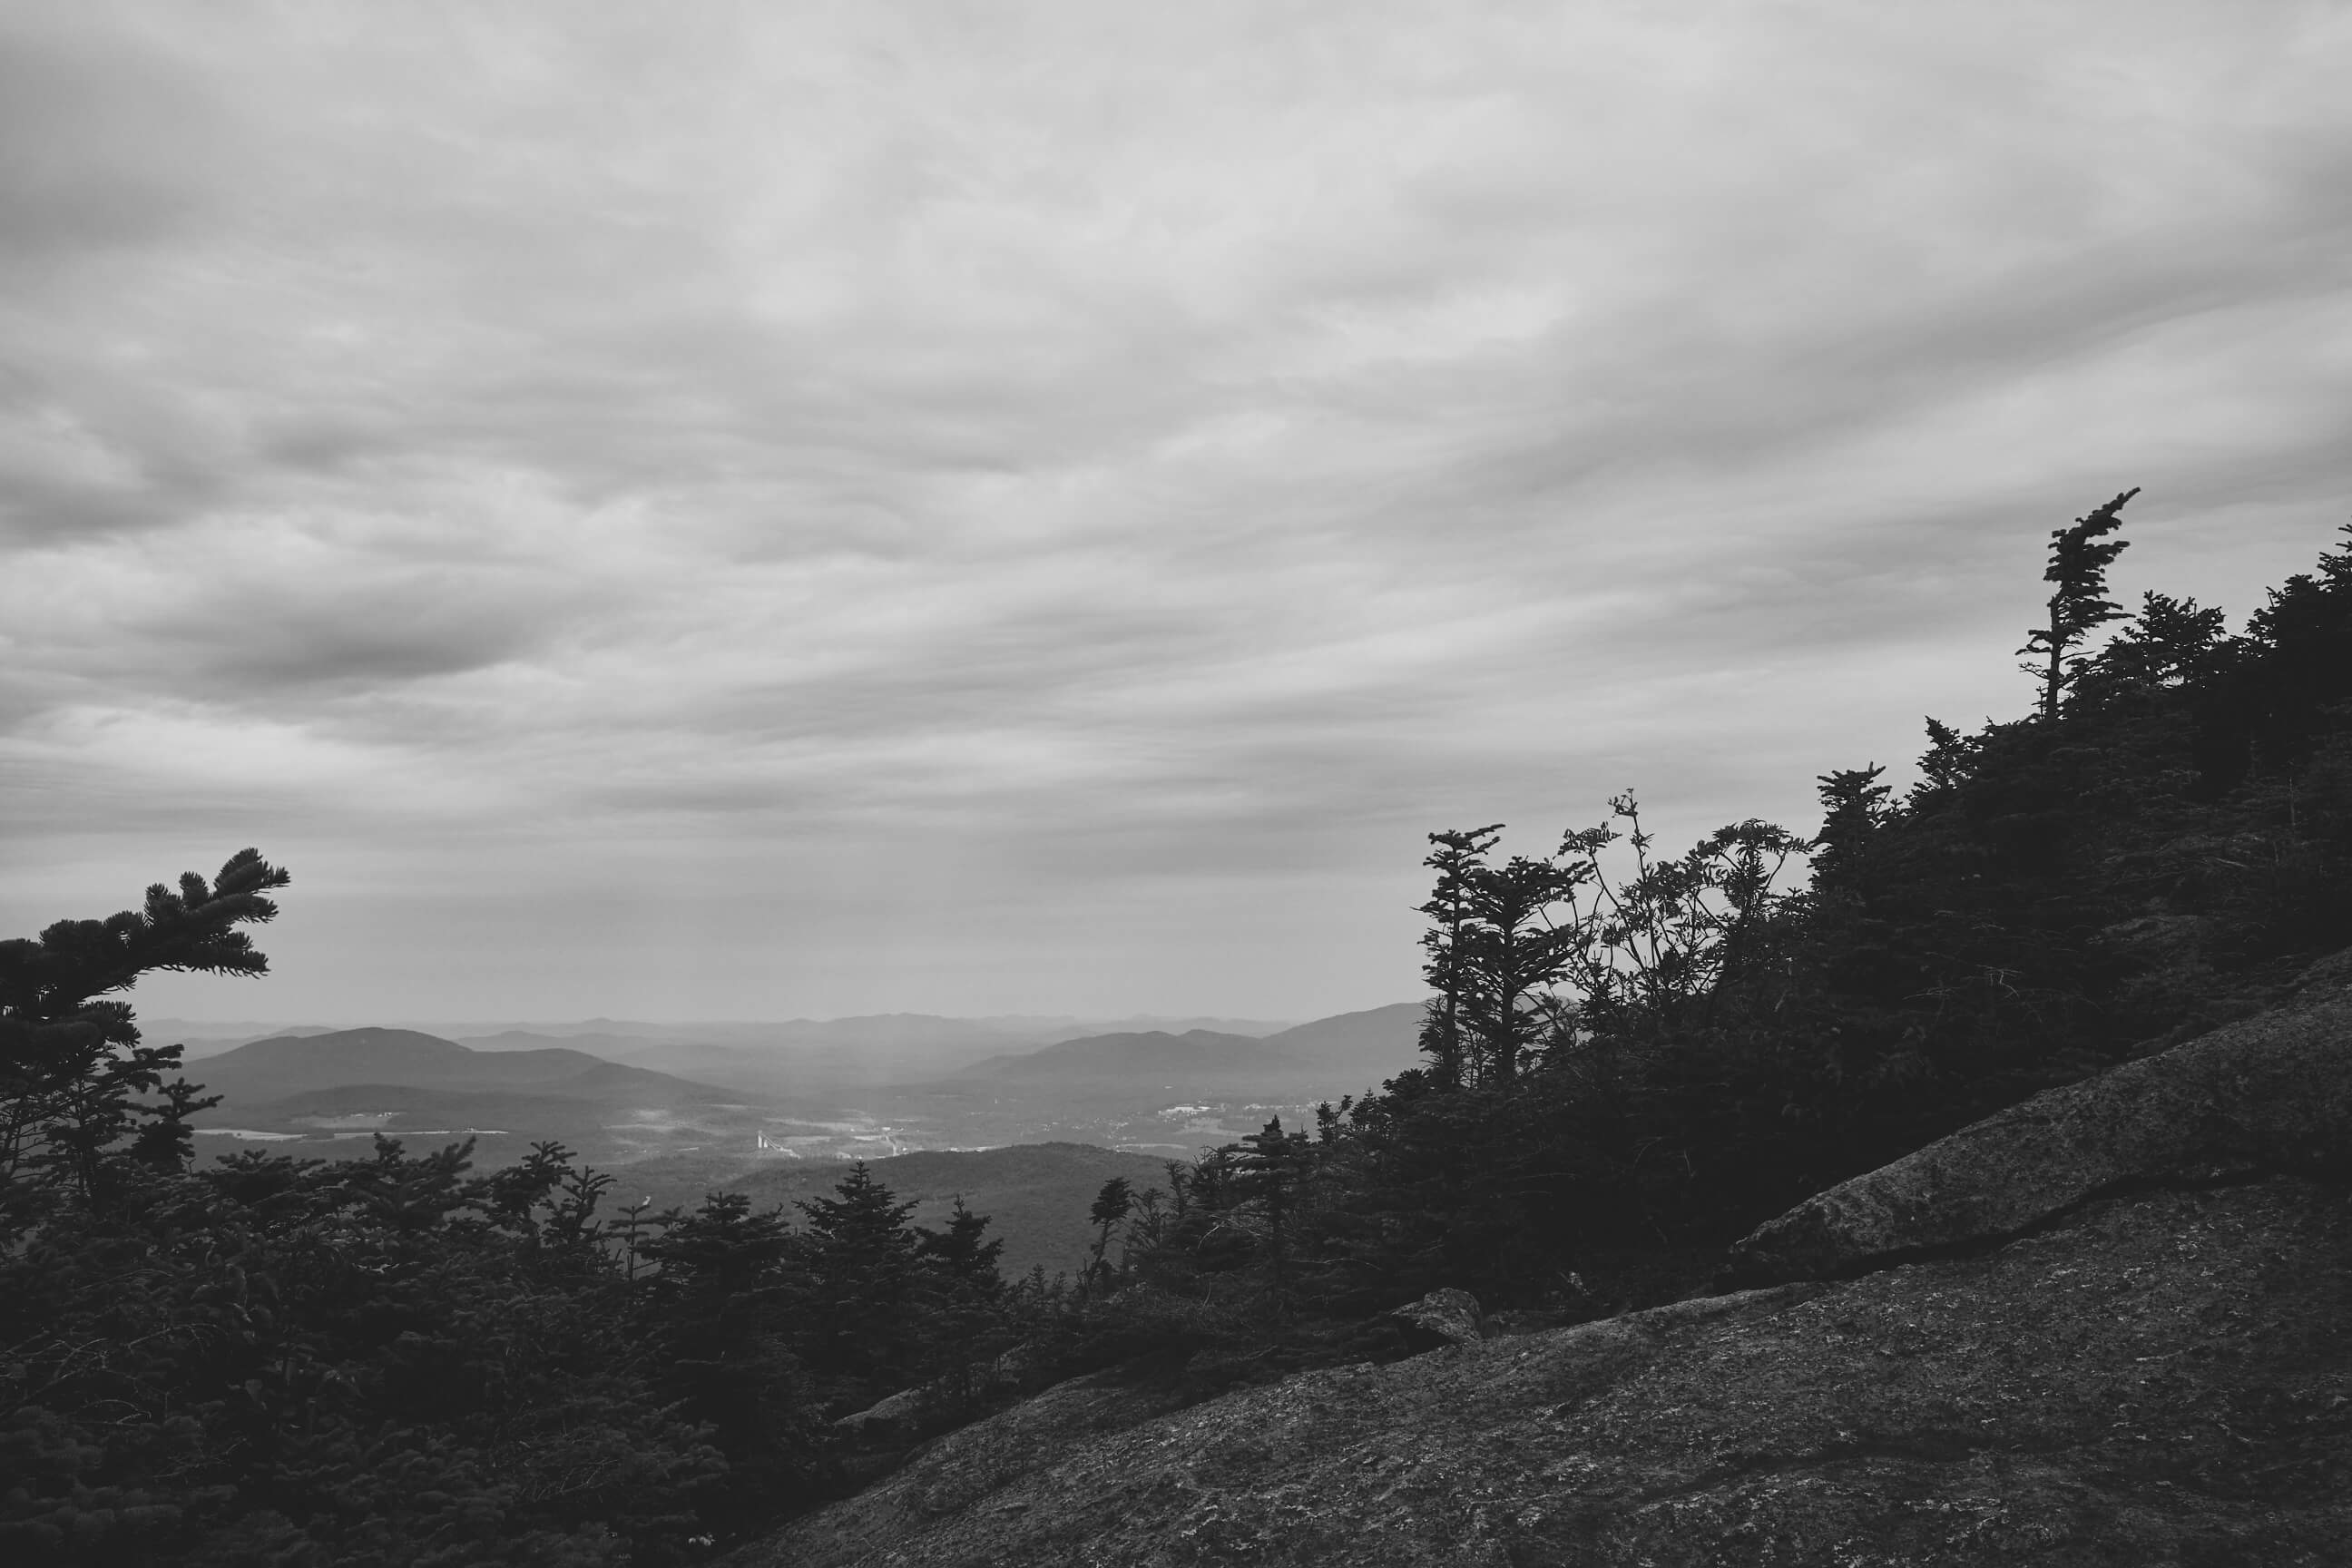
[[5, 1, 2350, 1020]]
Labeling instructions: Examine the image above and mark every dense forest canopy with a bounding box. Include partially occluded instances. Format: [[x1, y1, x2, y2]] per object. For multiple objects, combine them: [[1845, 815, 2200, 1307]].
[[5, 494, 2349, 1563]]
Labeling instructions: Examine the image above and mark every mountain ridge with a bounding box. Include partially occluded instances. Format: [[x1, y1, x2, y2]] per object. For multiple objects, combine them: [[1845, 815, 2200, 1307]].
[[950, 1028, 1280, 1083], [935, 1002, 1428, 1099], [192, 1025, 736, 1102]]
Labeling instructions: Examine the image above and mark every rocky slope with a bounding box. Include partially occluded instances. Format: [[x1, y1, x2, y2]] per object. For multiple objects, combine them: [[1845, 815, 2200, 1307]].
[[729, 952, 2352, 1566], [1723, 948, 2352, 1287]]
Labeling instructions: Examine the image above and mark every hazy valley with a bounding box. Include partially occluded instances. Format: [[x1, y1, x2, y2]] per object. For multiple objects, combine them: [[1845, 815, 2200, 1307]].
[[166, 1004, 1425, 1279]]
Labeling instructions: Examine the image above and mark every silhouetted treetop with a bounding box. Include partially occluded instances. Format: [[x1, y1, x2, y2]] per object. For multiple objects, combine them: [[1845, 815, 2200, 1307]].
[[2020, 486, 2139, 719]]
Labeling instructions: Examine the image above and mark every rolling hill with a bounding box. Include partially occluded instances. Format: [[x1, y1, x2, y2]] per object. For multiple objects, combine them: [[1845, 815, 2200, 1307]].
[[192, 1026, 735, 1102], [185, 1026, 768, 1166], [1259, 1001, 1427, 1069], [447, 1011, 1326, 1100], [454, 1020, 1053, 1096], [952, 1029, 1277, 1085], [937, 1001, 1428, 1102], [453, 1031, 848, 1097]]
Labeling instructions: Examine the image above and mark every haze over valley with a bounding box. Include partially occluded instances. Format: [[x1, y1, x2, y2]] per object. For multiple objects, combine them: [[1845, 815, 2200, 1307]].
[[165, 1004, 1426, 1274]]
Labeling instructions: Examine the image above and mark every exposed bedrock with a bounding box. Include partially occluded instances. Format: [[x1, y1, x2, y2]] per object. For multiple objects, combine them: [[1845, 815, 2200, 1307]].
[[726, 951, 2352, 1566]]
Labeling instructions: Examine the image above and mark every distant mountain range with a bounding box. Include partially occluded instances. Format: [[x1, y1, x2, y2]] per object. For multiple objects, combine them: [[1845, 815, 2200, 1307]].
[[158, 1004, 1432, 1292], [152, 1009, 1302, 1079], [504, 1013, 1298, 1044], [186, 1026, 764, 1166], [172, 1002, 1430, 1171], [149, 1011, 1298, 1062], [445, 1030, 998, 1097], [940, 1003, 1426, 1102]]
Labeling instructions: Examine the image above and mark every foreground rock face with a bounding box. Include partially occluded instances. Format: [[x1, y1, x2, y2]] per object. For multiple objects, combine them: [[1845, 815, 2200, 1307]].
[[730, 954, 2352, 1566], [735, 1183, 2352, 1566], [1725, 947, 2352, 1286]]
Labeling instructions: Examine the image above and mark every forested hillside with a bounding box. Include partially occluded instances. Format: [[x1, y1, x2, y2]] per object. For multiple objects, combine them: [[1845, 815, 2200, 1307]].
[[5, 495, 2347, 1563], [1060, 497, 2352, 1348]]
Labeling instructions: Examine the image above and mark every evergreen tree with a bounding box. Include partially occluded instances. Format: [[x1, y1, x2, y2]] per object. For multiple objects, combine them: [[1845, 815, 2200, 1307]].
[[916, 1193, 1006, 1298], [1085, 1175, 1134, 1292], [914, 1194, 1014, 1420], [0, 848, 287, 1205], [1913, 715, 1984, 802], [791, 1162, 933, 1398], [643, 1189, 796, 1297], [1812, 764, 1892, 892], [1163, 1159, 1191, 1218], [1230, 1118, 1315, 1303], [2019, 486, 2138, 719], [2088, 591, 2229, 693], [1416, 826, 1502, 1087], [639, 1189, 826, 1538], [1453, 853, 1584, 1087]]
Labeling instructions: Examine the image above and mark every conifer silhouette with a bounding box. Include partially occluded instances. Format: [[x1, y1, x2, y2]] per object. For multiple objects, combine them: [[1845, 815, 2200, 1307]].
[[2020, 487, 2139, 719]]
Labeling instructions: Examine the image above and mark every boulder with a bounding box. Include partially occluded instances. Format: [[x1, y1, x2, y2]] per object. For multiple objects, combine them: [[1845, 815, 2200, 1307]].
[[832, 1386, 925, 1447], [1725, 946, 2352, 1286], [1382, 1287, 1488, 1352]]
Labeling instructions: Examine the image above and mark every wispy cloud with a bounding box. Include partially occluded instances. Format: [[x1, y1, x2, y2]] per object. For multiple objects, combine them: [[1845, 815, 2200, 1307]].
[[5, 0, 2349, 1018]]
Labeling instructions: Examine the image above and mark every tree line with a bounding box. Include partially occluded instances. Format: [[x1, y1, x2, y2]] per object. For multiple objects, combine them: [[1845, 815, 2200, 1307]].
[[1073, 492, 2352, 1331]]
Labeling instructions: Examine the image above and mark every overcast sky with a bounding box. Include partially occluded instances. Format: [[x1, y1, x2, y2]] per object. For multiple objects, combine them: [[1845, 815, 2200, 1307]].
[[5, 2, 2349, 1024]]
